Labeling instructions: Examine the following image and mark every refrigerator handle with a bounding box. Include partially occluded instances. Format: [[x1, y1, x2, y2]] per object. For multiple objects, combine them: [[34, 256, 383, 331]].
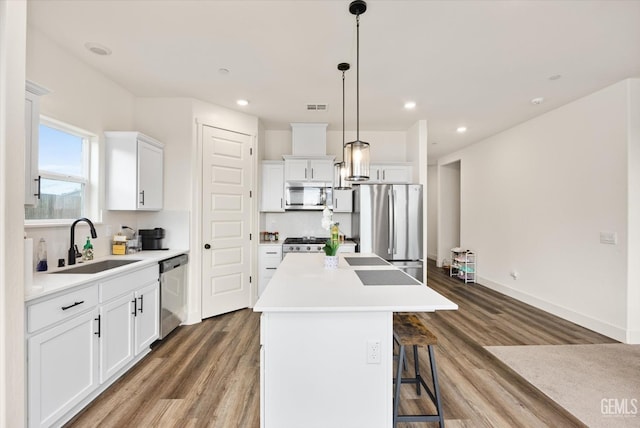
[[388, 189, 395, 255], [392, 189, 397, 255]]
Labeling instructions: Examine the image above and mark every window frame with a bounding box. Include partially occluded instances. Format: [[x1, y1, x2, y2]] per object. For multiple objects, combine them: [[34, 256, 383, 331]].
[[24, 116, 99, 227]]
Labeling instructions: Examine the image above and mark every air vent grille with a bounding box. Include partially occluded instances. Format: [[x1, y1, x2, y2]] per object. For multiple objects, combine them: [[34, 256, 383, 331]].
[[307, 104, 328, 111]]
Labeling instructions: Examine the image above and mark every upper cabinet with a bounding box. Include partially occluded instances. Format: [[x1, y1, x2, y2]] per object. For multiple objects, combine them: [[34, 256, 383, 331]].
[[368, 163, 413, 184], [283, 156, 334, 183], [24, 81, 50, 206], [261, 161, 285, 212], [105, 132, 164, 211]]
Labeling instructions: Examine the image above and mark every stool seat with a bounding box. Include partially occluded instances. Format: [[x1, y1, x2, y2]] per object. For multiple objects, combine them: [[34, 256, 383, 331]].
[[393, 313, 438, 347]]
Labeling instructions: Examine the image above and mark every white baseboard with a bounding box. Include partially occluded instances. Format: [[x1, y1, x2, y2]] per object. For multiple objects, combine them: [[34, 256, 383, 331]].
[[626, 330, 640, 344], [477, 276, 630, 343]]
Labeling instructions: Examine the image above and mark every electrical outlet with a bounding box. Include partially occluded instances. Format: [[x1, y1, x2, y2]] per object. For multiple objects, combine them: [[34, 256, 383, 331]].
[[367, 340, 381, 364]]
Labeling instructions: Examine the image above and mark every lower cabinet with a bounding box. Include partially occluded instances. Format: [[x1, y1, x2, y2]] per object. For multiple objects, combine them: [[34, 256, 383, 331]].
[[100, 280, 159, 382], [258, 244, 282, 297], [27, 309, 100, 428], [26, 264, 160, 428]]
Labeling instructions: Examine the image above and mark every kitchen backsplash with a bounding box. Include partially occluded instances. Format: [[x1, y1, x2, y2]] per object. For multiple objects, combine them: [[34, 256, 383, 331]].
[[262, 211, 352, 240]]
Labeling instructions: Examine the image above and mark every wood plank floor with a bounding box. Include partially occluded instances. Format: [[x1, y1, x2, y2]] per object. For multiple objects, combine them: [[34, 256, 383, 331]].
[[65, 259, 616, 427]]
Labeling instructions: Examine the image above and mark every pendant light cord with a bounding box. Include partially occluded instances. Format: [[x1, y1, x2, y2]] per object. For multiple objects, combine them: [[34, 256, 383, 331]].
[[342, 69, 346, 151], [356, 14, 360, 142]]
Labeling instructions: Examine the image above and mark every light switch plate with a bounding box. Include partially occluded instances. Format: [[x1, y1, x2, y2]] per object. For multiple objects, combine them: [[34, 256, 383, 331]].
[[600, 231, 617, 245]]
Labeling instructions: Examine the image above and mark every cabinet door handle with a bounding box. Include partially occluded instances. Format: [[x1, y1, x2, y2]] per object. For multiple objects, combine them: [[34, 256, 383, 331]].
[[61, 300, 84, 311], [377, 170, 380, 180], [280, 198, 283, 209], [311, 168, 314, 179], [304, 168, 308, 179], [138, 295, 144, 313], [34, 175, 41, 199], [94, 315, 101, 338], [139, 190, 145, 205], [383, 170, 386, 181], [132, 298, 137, 316]]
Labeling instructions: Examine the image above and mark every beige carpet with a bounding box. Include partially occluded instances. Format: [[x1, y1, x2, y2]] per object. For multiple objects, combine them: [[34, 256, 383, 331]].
[[485, 344, 640, 428]]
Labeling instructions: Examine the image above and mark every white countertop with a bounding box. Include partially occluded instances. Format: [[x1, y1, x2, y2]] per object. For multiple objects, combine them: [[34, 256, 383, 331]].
[[26, 249, 189, 302], [253, 253, 458, 313]]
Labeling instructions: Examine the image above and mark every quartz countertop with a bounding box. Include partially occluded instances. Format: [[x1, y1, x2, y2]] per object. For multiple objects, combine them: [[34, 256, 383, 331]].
[[253, 253, 457, 313], [26, 249, 189, 302]]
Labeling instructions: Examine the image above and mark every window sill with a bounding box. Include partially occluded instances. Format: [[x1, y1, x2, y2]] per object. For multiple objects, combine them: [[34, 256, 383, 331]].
[[25, 220, 104, 229]]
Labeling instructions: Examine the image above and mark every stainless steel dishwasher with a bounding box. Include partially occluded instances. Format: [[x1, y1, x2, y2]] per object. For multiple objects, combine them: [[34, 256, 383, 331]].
[[159, 254, 188, 339]]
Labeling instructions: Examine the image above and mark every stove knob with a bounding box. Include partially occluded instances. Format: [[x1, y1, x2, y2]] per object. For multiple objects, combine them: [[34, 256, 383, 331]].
[[295, 246, 300, 251], [306, 246, 311, 251], [317, 246, 322, 251]]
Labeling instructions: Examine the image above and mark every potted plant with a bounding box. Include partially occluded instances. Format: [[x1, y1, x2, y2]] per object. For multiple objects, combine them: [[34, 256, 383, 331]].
[[323, 239, 340, 269]]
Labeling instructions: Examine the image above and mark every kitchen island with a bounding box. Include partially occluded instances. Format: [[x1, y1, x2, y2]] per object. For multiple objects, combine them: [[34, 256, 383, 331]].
[[253, 252, 457, 428]]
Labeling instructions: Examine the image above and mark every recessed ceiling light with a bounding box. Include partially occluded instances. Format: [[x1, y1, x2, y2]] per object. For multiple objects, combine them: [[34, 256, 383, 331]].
[[456, 126, 467, 134], [549, 74, 562, 81], [404, 101, 416, 110], [531, 97, 544, 105], [84, 42, 112, 56], [218, 68, 230, 75], [236, 99, 249, 106]]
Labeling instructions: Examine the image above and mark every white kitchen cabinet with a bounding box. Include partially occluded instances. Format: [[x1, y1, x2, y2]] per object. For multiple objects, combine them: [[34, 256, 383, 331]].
[[332, 189, 353, 213], [258, 244, 282, 297], [27, 263, 160, 428], [338, 241, 357, 253], [105, 131, 164, 211], [283, 156, 334, 183], [24, 81, 49, 206], [134, 282, 160, 354], [27, 294, 100, 428], [99, 293, 135, 382], [369, 163, 412, 184], [260, 161, 285, 212], [290, 123, 328, 156], [99, 265, 159, 382]]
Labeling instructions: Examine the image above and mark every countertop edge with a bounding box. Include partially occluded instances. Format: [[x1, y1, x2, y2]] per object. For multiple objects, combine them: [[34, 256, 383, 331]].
[[25, 249, 189, 302]]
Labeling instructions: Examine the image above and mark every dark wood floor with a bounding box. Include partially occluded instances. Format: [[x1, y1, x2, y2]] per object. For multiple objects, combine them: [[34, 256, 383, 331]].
[[66, 260, 615, 427]]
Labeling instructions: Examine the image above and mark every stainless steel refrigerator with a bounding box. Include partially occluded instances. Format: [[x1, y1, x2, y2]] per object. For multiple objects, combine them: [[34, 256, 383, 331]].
[[352, 184, 423, 281]]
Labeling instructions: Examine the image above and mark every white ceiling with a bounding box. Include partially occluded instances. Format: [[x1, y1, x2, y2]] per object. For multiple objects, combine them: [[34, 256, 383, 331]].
[[27, 0, 640, 162]]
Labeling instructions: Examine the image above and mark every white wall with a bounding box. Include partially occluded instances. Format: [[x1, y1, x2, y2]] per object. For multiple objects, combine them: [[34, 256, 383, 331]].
[[427, 165, 438, 260], [25, 27, 139, 261], [437, 160, 461, 266], [438, 80, 635, 342], [1, 1, 27, 425], [627, 79, 640, 343], [262, 128, 407, 162]]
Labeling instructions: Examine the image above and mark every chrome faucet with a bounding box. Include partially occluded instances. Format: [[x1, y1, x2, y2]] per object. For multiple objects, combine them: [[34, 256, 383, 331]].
[[69, 218, 98, 265]]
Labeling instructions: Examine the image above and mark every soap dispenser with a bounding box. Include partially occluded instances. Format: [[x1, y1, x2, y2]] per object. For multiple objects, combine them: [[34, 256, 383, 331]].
[[82, 236, 94, 261]]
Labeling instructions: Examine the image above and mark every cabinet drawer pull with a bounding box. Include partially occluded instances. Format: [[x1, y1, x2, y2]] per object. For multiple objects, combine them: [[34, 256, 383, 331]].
[[266, 251, 277, 255], [61, 300, 85, 311], [94, 315, 101, 338], [138, 295, 144, 313], [266, 267, 277, 270]]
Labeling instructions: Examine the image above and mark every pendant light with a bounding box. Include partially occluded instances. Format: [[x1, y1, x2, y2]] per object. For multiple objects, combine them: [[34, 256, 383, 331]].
[[334, 62, 350, 189], [344, 0, 370, 182]]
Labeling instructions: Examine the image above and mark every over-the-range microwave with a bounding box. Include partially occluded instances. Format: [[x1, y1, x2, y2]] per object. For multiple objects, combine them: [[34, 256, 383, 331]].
[[284, 181, 333, 210]]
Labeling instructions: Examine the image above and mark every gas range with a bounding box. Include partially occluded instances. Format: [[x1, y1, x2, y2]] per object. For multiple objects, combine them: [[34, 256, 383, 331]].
[[283, 237, 328, 253]]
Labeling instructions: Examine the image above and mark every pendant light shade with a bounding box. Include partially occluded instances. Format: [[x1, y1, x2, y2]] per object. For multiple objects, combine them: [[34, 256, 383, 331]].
[[345, 0, 370, 182]]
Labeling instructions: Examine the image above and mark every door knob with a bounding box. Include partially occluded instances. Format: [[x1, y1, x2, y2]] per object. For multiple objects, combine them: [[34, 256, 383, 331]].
[[204, 244, 211, 249]]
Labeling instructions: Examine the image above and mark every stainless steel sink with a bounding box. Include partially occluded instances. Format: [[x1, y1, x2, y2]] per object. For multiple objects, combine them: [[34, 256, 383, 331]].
[[52, 259, 141, 274]]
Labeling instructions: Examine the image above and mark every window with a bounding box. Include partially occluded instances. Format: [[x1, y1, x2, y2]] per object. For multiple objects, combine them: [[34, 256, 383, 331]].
[[25, 118, 94, 222]]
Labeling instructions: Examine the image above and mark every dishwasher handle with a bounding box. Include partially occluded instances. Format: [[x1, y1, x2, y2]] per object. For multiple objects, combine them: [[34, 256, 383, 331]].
[[160, 254, 189, 273]]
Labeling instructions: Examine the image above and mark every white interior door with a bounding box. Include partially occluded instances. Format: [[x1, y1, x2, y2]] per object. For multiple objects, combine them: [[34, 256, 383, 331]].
[[201, 125, 253, 319]]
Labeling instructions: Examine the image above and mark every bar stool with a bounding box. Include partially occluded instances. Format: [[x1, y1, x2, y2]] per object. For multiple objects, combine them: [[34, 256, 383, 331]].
[[393, 313, 444, 428]]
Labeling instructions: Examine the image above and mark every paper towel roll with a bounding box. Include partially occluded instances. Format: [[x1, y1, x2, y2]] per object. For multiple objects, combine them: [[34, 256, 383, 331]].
[[24, 238, 33, 290]]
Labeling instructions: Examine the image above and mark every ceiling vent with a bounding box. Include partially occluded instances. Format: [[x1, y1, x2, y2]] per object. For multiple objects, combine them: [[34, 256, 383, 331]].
[[307, 104, 328, 111]]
